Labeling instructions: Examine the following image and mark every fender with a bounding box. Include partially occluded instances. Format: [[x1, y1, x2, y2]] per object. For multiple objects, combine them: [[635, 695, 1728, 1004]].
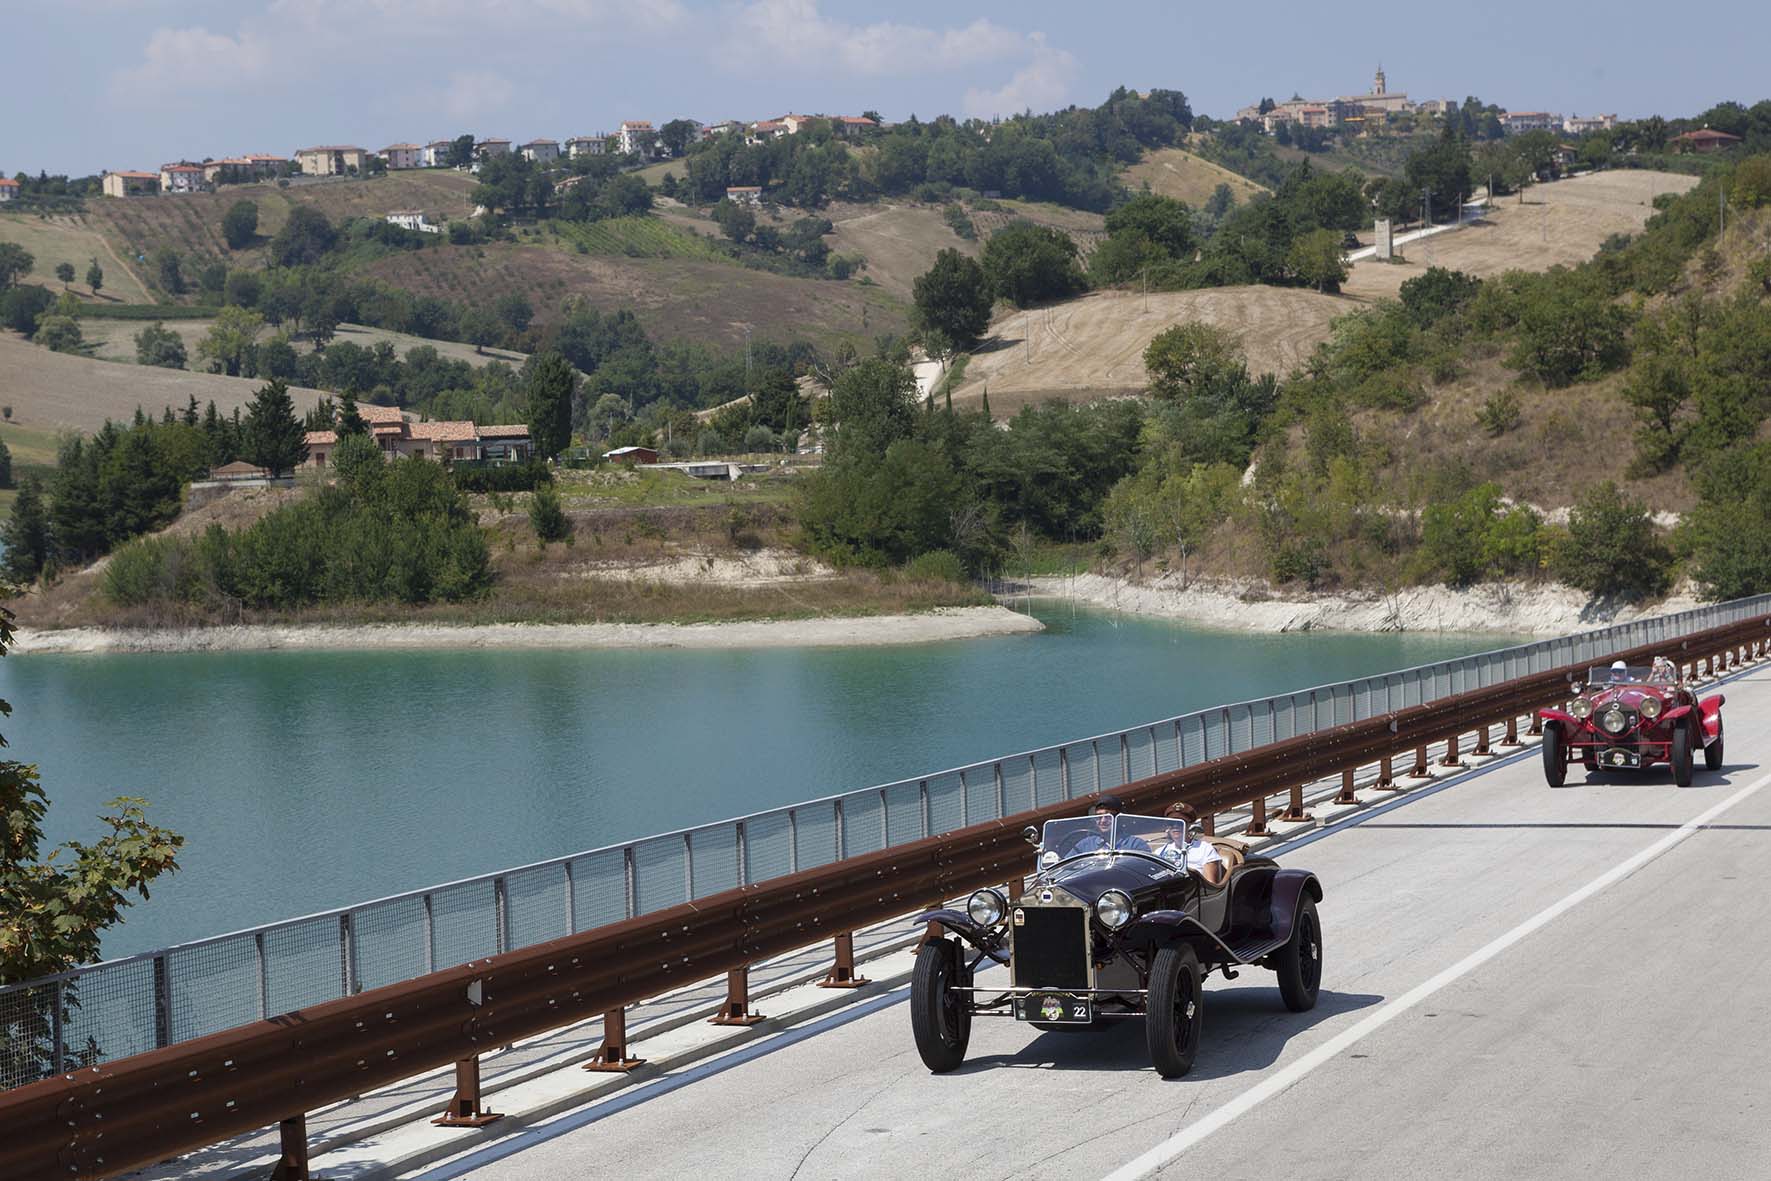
[[1700, 693, 1726, 717], [1539, 708, 1580, 727], [913, 908, 1006, 960], [1660, 704, 1694, 725], [1122, 909, 1246, 965], [1267, 869, 1324, 948]]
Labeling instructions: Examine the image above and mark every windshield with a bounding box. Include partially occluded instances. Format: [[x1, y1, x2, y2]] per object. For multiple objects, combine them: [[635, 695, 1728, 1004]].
[[1040, 813, 1181, 861], [1588, 660, 1679, 687]]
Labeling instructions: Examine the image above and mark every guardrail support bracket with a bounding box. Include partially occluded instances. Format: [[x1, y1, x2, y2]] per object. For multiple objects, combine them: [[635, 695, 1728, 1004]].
[[584, 1007, 646, 1072], [1500, 716, 1522, 747], [819, 932, 871, 989], [1375, 755, 1397, 790], [1244, 796, 1272, 837], [1277, 782, 1313, 823], [1332, 769, 1358, 807], [270, 1114, 309, 1181], [709, 967, 765, 1026], [1408, 745, 1432, 778], [1439, 734, 1465, 768], [432, 1056, 503, 1127]]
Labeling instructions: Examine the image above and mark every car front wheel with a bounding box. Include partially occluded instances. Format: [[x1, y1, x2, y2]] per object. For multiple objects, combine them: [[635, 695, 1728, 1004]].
[[1672, 721, 1694, 786], [1147, 944, 1204, 1079], [910, 940, 971, 1073], [1273, 896, 1322, 1012], [1704, 718, 1724, 771], [1542, 720, 1567, 787]]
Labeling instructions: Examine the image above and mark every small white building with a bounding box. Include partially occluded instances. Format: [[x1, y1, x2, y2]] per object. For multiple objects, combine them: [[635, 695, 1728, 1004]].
[[520, 138, 560, 163], [386, 210, 442, 234], [382, 143, 423, 170], [422, 140, 455, 167], [0, 178, 18, 203], [567, 134, 611, 157], [725, 185, 763, 206], [1564, 113, 1618, 135], [1502, 111, 1563, 135], [475, 138, 512, 159], [617, 120, 656, 157]]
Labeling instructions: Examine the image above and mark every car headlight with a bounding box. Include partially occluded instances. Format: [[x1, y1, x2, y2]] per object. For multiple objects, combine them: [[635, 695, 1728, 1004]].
[[967, 888, 1006, 928], [1638, 695, 1663, 719], [1095, 889, 1134, 930], [1569, 696, 1593, 720], [1599, 707, 1629, 734]]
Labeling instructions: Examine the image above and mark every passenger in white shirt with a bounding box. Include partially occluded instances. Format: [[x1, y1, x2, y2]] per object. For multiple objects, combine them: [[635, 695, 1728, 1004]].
[[1155, 803, 1225, 885]]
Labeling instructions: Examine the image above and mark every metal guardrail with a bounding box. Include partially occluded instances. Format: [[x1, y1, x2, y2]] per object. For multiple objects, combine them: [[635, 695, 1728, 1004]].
[[4, 610, 1768, 1181], [3, 593, 1769, 1094]]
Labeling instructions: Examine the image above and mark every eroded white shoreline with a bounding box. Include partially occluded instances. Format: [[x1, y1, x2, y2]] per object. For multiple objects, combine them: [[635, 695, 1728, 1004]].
[[1016, 573, 1704, 636], [14, 606, 1045, 655]]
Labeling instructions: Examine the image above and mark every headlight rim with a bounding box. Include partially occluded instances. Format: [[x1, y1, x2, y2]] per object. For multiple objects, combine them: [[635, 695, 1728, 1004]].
[[1095, 888, 1134, 930], [1600, 706, 1630, 734], [967, 887, 1007, 928], [1638, 694, 1663, 720], [1569, 696, 1593, 720]]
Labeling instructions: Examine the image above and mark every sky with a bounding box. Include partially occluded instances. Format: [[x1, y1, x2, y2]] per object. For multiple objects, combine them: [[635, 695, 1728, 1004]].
[[4, 0, 1768, 177]]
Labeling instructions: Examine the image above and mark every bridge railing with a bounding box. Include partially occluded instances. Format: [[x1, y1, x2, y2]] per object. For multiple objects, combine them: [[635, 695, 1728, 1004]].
[[3, 593, 1768, 1092]]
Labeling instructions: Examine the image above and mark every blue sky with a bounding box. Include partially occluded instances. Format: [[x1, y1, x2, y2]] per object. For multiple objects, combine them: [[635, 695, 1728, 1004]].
[[6, 0, 1767, 176]]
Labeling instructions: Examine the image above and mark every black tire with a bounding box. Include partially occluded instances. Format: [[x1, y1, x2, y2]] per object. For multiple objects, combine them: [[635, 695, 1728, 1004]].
[[1273, 896, 1322, 1013], [1542, 721, 1567, 787], [910, 941, 971, 1073], [1672, 721, 1694, 787], [1146, 944, 1204, 1079], [1704, 719, 1724, 771]]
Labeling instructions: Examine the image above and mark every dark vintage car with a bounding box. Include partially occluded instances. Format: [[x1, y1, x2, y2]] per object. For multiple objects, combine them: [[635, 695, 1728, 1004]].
[[1539, 660, 1725, 787], [909, 812, 1323, 1078]]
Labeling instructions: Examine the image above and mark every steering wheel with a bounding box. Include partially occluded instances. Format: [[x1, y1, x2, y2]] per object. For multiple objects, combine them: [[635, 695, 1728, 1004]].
[[1053, 829, 1098, 859]]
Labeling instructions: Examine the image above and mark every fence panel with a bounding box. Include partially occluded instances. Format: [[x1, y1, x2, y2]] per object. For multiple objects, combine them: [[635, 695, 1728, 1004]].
[[744, 811, 793, 885], [1003, 755, 1036, 815], [430, 880, 497, 967], [263, 917, 345, 1016], [568, 850, 628, 931], [689, 826, 740, 900], [841, 791, 886, 858], [349, 896, 428, 993], [794, 800, 840, 871], [1031, 748, 1064, 809], [631, 838, 688, 916], [1127, 727, 1157, 782]]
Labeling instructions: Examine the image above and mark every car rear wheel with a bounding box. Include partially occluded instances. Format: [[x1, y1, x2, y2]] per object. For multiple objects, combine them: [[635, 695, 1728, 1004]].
[[1146, 945, 1204, 1079], [1542, 721, 1567, 787], [1273, 896, 1322, 1012], [910, 941, 971, 1073], [1671, 721, 1694, 787], [1704, 718, 1724, 771]]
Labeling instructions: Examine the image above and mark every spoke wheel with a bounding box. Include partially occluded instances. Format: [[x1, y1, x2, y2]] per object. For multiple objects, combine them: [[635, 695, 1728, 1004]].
[[910, 941, 971, 1073], [1542, 721, 1567, 787], [1274, 896, 1322, 1012], [1146, 945, 1204, 1079]]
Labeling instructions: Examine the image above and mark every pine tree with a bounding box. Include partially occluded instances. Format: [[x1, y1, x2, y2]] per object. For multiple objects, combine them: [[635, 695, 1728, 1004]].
[[338, 391, 368, 436], [243, 378, 308, 476], [523, 351, 578, 460], [0, 478, 51, 583]]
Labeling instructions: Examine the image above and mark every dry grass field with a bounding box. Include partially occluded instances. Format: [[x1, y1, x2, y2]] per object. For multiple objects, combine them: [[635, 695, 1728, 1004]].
[[1343, 169, 1699, 301], [0, 332, 326, 433], [949, 286, 1351, 415], [0, 212, 153, 302], [361, 243, 908, 352], [1120, 148, 1269, 206], [86, 172, 478, 274], [74, 317, 528, 368], [824, 203, 978, 300]]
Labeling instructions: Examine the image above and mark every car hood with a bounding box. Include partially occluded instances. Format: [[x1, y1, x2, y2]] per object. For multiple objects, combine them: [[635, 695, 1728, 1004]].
[[1035, 857, 1172, 905]]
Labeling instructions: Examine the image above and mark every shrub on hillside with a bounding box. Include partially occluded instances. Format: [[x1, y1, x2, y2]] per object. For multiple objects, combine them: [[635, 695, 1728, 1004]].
[[902, 549, 967, 584], [452, 460, 551, 493], [1553, 482, 1669, 600], [528, 483, 570, 542]]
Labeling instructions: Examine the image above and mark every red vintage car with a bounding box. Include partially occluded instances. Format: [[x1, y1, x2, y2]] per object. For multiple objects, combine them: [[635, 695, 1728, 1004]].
[[1539, 660, 1724, 786]]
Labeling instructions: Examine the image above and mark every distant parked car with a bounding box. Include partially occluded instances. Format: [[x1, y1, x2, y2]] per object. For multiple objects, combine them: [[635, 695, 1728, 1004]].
[[1539, 659, 1724, 786], [1342, 230, 1361, 249], [910, 812, 1323, 1078]]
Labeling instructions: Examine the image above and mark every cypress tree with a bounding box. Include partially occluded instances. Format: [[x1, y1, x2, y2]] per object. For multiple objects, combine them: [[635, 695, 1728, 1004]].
[[0, 478, 51, 584], [243, 378, 308, 476]]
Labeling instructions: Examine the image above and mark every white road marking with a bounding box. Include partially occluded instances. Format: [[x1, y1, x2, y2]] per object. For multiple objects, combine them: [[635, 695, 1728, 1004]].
[[1101, 765, 1771, 1181]]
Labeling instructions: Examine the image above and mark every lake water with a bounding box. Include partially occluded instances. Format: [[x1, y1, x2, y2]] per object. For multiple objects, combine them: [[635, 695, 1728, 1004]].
[[1, 605, 1514, 959]]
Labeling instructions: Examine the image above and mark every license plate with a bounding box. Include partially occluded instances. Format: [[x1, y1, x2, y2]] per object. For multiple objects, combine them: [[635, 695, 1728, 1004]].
[[1017, 993, 1093, 1023], [1604, 748, 1640, 768]]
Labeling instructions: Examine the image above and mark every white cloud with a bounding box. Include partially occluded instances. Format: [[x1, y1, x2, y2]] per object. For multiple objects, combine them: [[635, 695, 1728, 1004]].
[[962, 37, 1079, 119], [112, 26, 271, 98], [729, 0, 1021, 76], [267, 0, 686, 39]]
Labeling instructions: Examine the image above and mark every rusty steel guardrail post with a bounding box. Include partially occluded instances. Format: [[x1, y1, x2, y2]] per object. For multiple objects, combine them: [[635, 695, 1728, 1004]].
[[584, 1007, 645, 1073], [431, 1056, 502, 1128], [272, 1114, 308, 1181], [708, 967, 764, 1027], [819, 932, 870, 989]]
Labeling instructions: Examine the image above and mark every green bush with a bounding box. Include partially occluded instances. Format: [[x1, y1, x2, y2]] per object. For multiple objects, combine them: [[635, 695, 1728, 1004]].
[[1476, 389, 1522, 436], [902, 549, 967, 583], [529, 483, 570, 541], [452, 460, 551, 493], [1553, 481, 1669, 600]]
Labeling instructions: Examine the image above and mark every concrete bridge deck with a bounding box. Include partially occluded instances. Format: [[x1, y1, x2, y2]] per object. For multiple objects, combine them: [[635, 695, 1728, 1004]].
[[416, 663, 1771, 1180]]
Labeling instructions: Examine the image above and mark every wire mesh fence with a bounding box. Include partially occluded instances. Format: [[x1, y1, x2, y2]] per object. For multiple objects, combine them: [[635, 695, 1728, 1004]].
[[4, 593, 1766, 1091]]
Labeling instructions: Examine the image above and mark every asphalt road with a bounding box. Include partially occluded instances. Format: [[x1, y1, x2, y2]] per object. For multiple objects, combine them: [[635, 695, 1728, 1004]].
[[428, 665, 1771, 1181]]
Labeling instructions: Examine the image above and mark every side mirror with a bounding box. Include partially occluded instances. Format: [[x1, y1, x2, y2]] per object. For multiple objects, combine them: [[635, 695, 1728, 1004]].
[[1022, 825, 1041, 847]]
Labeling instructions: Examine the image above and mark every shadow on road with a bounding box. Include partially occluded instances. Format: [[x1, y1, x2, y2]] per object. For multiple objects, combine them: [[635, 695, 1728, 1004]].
[[953, 988, 1382, 1080]]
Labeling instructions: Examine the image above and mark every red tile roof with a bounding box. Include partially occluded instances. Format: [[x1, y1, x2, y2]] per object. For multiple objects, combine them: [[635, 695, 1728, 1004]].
[[305, 430, 338, 446], [111, 171, 160, 179], [0, 179, 19, 188], [357, 403, 405, 423], [478, 425, 531, 438], [410, 420, 477, 443]]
